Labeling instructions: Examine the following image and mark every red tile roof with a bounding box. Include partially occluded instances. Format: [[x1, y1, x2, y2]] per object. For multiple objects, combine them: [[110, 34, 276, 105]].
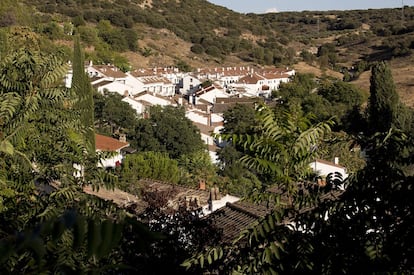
[[238, 73, 265, 84], [95, 134, 129, 151], [93, 65, 127, 79]]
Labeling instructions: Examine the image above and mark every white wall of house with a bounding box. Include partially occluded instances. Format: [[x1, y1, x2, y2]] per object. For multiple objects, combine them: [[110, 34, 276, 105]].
[[202, 194, 240, 215], [97, 152, 124, 168], [208, 150, 219, 164], [96, 82, 132, 96], [65, 69, 73, 88], [86, 66, 105, 78], [144, 81, 163, 94], [218, 75, 243, 87], [198, 88, 229, 104], [309, 159, 348, 180], [229, 83, 261, 97], [134, 77, 175, 97], [162, 71, 185, 86], [122, 96, 145, 115], [180, 75, 201, 95], [136, 93, 172, 106], [160, 83, 175, 97], [186, 110, 208, 125], [263, 76, 290, 91], [211, 113, 224, 124], [124, 74, 145, 95]]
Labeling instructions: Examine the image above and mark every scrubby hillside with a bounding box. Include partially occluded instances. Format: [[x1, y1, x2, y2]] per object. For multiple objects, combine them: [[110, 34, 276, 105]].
[[2, 0, 414, 104]]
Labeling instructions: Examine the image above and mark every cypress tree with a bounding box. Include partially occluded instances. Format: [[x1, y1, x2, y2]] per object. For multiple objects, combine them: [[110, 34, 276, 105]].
[[367, 62, 399, 134], [72, 35, 95, 154]]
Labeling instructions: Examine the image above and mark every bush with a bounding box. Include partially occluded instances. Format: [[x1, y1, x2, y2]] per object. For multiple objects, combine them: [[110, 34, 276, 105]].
[[205, 45, 221, 57], [190, 44, 204, 54], [77, 26, 98, 45]]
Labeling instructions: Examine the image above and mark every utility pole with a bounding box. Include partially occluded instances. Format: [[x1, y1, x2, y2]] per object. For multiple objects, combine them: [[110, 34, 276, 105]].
[[317, 17, 320, 37]]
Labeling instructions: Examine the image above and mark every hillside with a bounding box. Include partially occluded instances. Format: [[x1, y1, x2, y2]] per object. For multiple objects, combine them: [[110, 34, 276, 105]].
[[1, 0, 414, 105]]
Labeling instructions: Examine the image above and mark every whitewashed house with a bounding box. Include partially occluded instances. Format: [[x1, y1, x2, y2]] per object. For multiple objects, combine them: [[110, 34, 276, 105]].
[[229, 69, 295, 98], [129, 71, 175, 97], [310, 158, 348, 189], [229, 73, 267, 97], [216, 66, 251, 88], [92, 80, 132, 96], [86, 63, 128, 83], [122, 91, 175, 117], [185, 105, 224, 163], [95, 134, 130, 168], [179, 74, 202, 95], [85, 63, 142, 96], [194, 84, 229, 105]]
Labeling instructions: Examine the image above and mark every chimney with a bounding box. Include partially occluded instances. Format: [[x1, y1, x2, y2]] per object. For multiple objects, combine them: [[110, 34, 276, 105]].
[[334, 157, 339, 165], [317, 177, 327, 187], [209, 187, 216, 201], [119, 134, 126, 143], [199, 179, 206, 190], [210, 186, 220, 201]]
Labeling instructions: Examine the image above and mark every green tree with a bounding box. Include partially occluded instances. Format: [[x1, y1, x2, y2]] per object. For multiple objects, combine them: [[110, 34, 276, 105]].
[[185, 61, 413, 275], [0, 46, 117, 273], [0, 36, 161, 274], [222, 104, 332, 191], [318, 80, 365, 128], [220, 103, 258, 136], [120, 151, 180, 187], [317, 43, 337, 68], [94, 92, 139, 135], [217, 104, 263, 193], [366, 62, 400, 134], [133, 106, 205, 159], [178, 150, 217, 187], [72, 36, 95, 154]]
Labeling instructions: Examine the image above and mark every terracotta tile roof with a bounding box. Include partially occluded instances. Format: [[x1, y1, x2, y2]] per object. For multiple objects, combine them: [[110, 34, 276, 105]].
[[209, 200, 272, 243], [137, 179, 211, 211], [130, 67, 180, 78], [130, 68, 155, 77], [238, 73, 265, 84], [261, 72, 291, 80], [93, 65, 127, 79], [83, 185, 144, 209], [95, 134, 129, 151], [193, 122, 215, 136], [209, 182, 345, 244], [92, 80, 113, 89], [82, 180, 210, 216], [138, 76, 170, 84]]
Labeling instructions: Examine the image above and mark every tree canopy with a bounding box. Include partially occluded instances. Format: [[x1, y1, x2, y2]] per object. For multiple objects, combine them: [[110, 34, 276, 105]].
[[133, 105, 205, 159]]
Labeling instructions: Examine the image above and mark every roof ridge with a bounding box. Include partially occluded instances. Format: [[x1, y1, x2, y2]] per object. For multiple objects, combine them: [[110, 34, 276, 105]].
[[225, 202, 262, 219]]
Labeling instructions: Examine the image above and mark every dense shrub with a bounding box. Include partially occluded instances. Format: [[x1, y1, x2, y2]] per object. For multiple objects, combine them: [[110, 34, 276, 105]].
[[190, 44, 204, 54]]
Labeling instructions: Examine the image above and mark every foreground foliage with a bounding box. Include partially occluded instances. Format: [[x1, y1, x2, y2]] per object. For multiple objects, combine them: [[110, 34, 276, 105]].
[[183, 63, 414, 274]]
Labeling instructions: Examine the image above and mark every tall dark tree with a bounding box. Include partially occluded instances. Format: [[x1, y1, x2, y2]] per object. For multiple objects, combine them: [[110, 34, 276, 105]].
[[72, 35, 95, 154], [366, 62, 400, 134], [0, 36, 158, 274]]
